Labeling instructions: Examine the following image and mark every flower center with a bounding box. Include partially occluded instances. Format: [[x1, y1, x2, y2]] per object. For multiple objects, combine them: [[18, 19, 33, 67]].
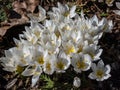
[[56, 61, 65, 70], [65, 46, 75, 55], [16, 65, 24, 73], [46, 62, 51, 71], [77, 45, 83, 53], [37, 56, 44, 65], [96, 70, 104, 78], [76, 61, 85, 69], [63, 11, 69, 17]]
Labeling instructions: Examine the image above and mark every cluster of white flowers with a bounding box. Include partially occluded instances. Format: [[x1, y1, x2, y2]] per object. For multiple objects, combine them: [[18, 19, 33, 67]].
[[0, 2, 112, 87]]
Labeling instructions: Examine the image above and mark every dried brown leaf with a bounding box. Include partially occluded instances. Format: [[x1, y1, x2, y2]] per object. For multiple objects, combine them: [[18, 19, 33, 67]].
[[12, 1, 27, 10], [0, 25, 11, 36], [26, 0, 40, 13]]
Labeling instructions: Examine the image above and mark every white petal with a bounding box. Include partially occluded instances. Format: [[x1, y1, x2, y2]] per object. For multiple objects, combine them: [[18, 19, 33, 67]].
[[70, 6, 76, 18], [31, 74, 40, 87], [94, 49, 103, 60], [97, 60, 104, 69], [73, 77, 81, 88], [104, 65, 111, 74], [22, 68, 34, 76], [113, 10, 120, 15], [5, 50, 12, 58], [91, 63, 97, 72], [84, 54, 92, 63], [88, 73, 96, 79], [91, 15, 98, 26], [104, 74, 111, 80], [96, 78, 104, 81], [116, 2, 120, 9]]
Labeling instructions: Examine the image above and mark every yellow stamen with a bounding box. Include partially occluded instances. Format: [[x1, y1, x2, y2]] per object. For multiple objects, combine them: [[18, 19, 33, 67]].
[[16, 65, 24, 73], [63, 25, 71, 31], [34, 31, 40, 38], [37, 56, 44, 65], [96, 70, 104, 78], [65, 46, 75, 55], [56, 61, 65, 70], [63, 11, 69, 17], [46, 62, 51, 71], [88, 52, 94, 59], [76, 61, 86, 69]]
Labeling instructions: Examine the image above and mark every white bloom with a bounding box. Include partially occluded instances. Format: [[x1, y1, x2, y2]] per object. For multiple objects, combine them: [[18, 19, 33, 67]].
[[71, 53, 91, 73], [55, 51, 70, 73], [83, 44, 103, 61], [62, 40, 77, 56], [40, 32, 61, 54], [102, 19, 113, 32], [57, 2, 76, 18], [48, 2, 76, 22], [43, 55, 55, 75], [0, 48, 21, 72], [73, 77, 81, 88], [29, 21, 43, 38], [22, 63, 42, 87], [88, 60, 111, 81], [23, 30, 38, 44], [44, 20, 56, 33], [30, 46, 48, 66], [76, 40, 87, 53]]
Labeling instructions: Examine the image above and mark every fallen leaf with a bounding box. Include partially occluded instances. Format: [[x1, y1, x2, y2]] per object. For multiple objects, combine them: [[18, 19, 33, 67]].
[[0, 25, 11, 36], [12, 0, 27, 10], [26, 0, 40, 13]]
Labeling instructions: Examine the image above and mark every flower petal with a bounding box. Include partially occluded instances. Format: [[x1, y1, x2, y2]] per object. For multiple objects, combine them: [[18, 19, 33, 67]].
[[104, 65, 111, 74], [73, 77, 81, 88]]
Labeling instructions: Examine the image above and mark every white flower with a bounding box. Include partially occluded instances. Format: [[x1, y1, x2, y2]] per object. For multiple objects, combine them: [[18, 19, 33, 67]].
[[29, 21, 43, 38], [62, 40, 77, 56], [44, 20, 56, 33], [12, 48, 30, 66], [71, 53, 91, 73], [22, 63, 42, 87], [88, 60, 111, 81], [43, 55, 55, 75], [73, 77, 81, 88], [40, 33, 61, 54], [48, 2, 76, 22], [57, 2, 76, 18], [55, 51, 70, 73], [76, 40, 87, 53], [30, 46, 48, 66], [23, 30, 38, 44], [99, 18, 113, 33], [0, 48, 22, 72], [83, 44, 103, 61]]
